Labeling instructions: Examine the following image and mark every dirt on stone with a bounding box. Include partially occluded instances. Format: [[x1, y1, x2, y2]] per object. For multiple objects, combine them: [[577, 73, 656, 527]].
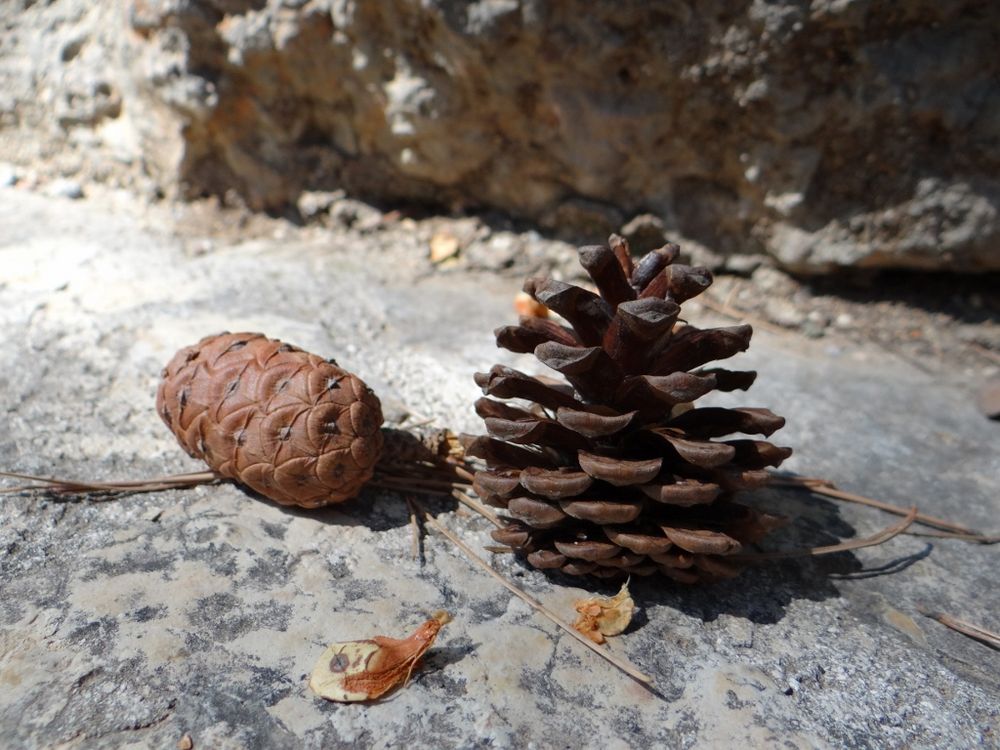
[[162, 190, 1000, 388]]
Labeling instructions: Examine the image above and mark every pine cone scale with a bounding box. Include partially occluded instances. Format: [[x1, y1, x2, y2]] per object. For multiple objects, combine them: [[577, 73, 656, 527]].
[[554, 408, 636, 438], [578, 244, 636, 307], [560, 499, 642, 524], [577, 451, 662, 486], [519, 467, 593, 498]]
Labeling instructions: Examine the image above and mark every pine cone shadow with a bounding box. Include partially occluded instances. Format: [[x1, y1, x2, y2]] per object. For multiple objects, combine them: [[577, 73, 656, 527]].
[[228, 427, 462, 531], [237, 484, 456, 533], [630, 484, 892, 624]]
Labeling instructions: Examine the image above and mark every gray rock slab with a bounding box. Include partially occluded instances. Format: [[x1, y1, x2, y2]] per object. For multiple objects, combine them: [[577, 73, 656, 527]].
[[0, 189, 998, 749]]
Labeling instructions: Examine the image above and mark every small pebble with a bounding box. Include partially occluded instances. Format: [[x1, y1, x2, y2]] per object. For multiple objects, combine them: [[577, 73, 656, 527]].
[[976, 376, 1000, 420], [46, 178, 83, 199], [764, 298, 806, 328], [429, 230, 461, 263], [0, 163, 16, 187], [802, 320, 826, 339], [724, 253, 767, 276]]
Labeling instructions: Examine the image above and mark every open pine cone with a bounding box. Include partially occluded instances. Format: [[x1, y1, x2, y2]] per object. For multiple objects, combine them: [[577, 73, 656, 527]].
[[157, 332, 384, 508], [466, 236, 792, 583]]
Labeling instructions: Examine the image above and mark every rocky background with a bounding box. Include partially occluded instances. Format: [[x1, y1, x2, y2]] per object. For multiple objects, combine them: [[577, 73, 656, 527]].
[[1, 0, 999, 273]]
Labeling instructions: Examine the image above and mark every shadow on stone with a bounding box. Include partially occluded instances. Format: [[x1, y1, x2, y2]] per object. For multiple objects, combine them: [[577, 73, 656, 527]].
[[245, 485, 457, 534], [423, 639, 476, 674], [803, 268, 1000, 326], [828, 543, 933, 580], [533, 486, 871, 626]]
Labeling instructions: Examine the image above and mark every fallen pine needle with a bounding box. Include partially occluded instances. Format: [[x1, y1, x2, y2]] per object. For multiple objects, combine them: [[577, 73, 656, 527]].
[[917, 608, 1000, 651], [418, 506, 653, 687], [0, 470, 220, 495], [700, 294, 789, 336], [404, 497, 423, 561], [732, 506, 917, 561], [771, 475, 997, 543], [451, 488, 501, 528], [448, 462, 476, 484], [969, 341, 1000, 366]]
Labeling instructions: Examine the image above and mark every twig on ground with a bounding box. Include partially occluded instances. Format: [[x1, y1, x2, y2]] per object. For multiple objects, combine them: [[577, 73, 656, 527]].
[[448, 461, 476, 483]]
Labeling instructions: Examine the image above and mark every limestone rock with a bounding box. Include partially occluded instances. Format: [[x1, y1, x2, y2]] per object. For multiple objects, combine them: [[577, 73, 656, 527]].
[[45, 178, 84, 200], [1, 1, 998, 273]]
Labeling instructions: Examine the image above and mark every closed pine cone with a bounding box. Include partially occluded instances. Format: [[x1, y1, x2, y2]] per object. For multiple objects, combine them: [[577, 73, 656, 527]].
[[467, 236, 791, 583], [156, 332, 384, 508]]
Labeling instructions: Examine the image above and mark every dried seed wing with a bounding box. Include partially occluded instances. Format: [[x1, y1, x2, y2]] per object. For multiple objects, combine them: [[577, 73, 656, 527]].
[[573, 581, 636, 644], [596, 582, 636, 637], [308, 613, 449, 703], [309, 640, 383, 702]]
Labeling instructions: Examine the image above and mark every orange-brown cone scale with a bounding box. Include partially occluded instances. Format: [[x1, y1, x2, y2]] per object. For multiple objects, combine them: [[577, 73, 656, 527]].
[[156, 332, 384, 508]]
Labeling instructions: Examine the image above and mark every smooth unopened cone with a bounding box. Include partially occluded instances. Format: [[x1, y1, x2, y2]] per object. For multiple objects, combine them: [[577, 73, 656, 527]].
[[157, 332, 384, 507]]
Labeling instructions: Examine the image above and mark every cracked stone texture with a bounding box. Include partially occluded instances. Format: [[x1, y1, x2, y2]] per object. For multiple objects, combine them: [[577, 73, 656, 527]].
[[1, 1, 999, 273], [1, 187, 999, 749]]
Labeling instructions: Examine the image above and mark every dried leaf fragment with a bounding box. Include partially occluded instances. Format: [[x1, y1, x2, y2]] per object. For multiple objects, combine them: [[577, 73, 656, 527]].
[[573, 582, 635, 644], [430, 231, 461, 263], [514, 291, 549, 319], [309, 612, 450, 702]]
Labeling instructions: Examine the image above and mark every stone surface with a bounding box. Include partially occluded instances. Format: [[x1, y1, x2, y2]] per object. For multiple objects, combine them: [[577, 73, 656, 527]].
[[1, 1, 999, 272], [1, 188, 999, 748]]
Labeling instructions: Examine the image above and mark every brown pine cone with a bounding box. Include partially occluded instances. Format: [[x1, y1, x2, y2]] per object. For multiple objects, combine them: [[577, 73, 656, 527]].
[[156, 332, 384, 508], [467, 236, 791, 583]]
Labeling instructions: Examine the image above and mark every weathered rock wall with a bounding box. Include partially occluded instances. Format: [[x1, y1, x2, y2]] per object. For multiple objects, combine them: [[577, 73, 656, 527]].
[[2, 0, 998, 272]]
